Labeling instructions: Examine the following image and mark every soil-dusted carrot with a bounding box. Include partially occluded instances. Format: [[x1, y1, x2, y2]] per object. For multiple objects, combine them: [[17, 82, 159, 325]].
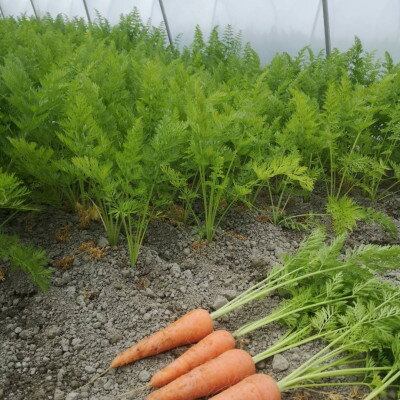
[[146, 349, 256, 400], [83, 309, 213, 388], [111, 309, 213, 368], [150, 330, 235, 387], [208, 374, 281, 400]]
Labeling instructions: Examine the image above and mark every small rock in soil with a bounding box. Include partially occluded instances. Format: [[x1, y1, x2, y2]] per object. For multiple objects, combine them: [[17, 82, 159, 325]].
[[138, 370, 151, 382], [220, 289, 237, 301], [54, 388, 65, 400], [66, 392, 80, 400], [250, 253, 266, 268], [212, 295, 229, 310], [97, 237, 109, 248], [272, 354, 289, 371]]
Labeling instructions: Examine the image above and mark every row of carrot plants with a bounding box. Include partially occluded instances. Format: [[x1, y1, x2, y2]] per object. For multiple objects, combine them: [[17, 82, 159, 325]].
[[1, 12, 400, 286], [81, 228, 400, 399]]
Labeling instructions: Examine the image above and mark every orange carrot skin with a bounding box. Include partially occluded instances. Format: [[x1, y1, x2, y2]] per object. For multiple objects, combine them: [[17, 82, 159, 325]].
[[208, 374, 281, 400], [110, 309, 213, 368], [150, 330, 236, 387], [146, 349, 256, 400]]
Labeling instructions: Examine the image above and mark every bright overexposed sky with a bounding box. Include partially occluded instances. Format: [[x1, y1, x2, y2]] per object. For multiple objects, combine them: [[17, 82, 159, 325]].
[[2, 0, 399, 61]]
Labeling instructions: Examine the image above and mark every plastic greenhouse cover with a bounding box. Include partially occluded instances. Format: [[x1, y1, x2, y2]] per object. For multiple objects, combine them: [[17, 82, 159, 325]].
[[328, 0, 400, 59], [163, 0, 325, 62], [26, 0, 87, 19], [2, 0, 35, 18], [2, 0, 400, 62]]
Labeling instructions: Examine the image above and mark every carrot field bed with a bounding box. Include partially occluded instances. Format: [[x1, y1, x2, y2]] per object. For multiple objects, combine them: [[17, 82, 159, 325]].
[[1, 12, 400, 400], [1, 193, 399, 400]]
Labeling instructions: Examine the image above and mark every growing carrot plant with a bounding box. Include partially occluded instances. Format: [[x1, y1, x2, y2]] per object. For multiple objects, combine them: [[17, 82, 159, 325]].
[[0, 169, 50, 290], [1, 12, 400, 292]]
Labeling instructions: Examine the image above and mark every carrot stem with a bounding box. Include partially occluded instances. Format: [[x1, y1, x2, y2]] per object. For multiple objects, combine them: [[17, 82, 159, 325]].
[[233, 295, 353, 338], [211, 264, 349, 319], [363, 370, 400, 400]]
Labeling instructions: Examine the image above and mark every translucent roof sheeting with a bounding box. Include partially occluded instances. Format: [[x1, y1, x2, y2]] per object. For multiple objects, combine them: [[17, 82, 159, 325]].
[[2, 0, 400, 61], [162, 0, 325, 61], [329, 0, 400, 58], [31, 0, 87, 20], [2, 0, 35, 18]]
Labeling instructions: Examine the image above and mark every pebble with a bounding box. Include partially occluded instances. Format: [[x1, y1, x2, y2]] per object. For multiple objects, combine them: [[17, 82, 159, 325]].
[[170, 263, 181, 277], [220, 289, 237, 300], [84, 366, 96, 374], [183, 270, 193, 280], [103, 380, 113, 390], [19, 329, 31, 340], [96, 312, 107, 323], [183, 248, 190, 256], [272, 354, 289, 371], [143, 312, 152, 321], [46, 326, 61, 339], [274, 248, 285, 258], [291, 351, 300, 361], [54, 348, 63, 356], [138, 370, 151, 382], [71, 380, 80, 389], [106, 329, 123, 344], [97, 237, 109, 248], [60, 338, 69, 352], [14, 327, 22, 334], [66, 392, 80, 400], [57, 367, 66, 382], [266, 243, 275, 252], [54, 388, 65, 400], [257, 361, 266, 369], [250, 254, 266, 268], [212, 295, 229, 310], [66, 286, 76, 295]]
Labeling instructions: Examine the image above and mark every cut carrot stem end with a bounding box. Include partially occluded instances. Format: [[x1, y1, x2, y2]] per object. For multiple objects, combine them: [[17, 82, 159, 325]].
[[208, 374, 281, 400], [111, 309, 213, 368], [150, 330, 236, 387], [146, 349, 256, 400]]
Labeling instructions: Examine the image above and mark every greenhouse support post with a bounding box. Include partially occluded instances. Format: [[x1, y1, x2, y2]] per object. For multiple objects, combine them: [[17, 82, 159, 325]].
[[158, 0, 173, 47], [322, 0, 332, 55], [30, 0, 39, 19], [82, 0, 92, 24], [0, 2, 4, 19]]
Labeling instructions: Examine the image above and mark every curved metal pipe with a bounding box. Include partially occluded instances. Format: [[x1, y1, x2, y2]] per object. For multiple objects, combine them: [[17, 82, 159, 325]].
[[322, 0, 332, 55], [158, 0, 173, 46]]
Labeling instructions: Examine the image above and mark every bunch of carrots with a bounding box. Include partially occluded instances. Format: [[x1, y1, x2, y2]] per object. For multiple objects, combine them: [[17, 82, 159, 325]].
[[82, 229, 400, 399]]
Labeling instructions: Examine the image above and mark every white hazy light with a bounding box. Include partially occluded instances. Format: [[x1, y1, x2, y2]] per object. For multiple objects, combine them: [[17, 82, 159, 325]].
[[2, 0, 400, 61]]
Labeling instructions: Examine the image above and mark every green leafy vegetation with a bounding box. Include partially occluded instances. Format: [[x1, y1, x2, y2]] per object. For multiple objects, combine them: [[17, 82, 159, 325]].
[[0, 12, 400, 280], [215, 228, 400, 398], [0, 169, 50, 290]]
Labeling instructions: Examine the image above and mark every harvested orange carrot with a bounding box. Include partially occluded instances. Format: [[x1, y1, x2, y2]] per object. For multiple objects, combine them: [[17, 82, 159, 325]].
[[111, 309, 213, 368], [150, 330, 236, 387], [82, 309, 213, 389], [208, 374, 281, 400], [146, 349, 256, 400]]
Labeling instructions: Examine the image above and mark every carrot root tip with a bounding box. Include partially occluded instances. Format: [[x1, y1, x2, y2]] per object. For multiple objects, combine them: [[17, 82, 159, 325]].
[[78, 366, 112, 390], [117, 384, 151, 399]]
